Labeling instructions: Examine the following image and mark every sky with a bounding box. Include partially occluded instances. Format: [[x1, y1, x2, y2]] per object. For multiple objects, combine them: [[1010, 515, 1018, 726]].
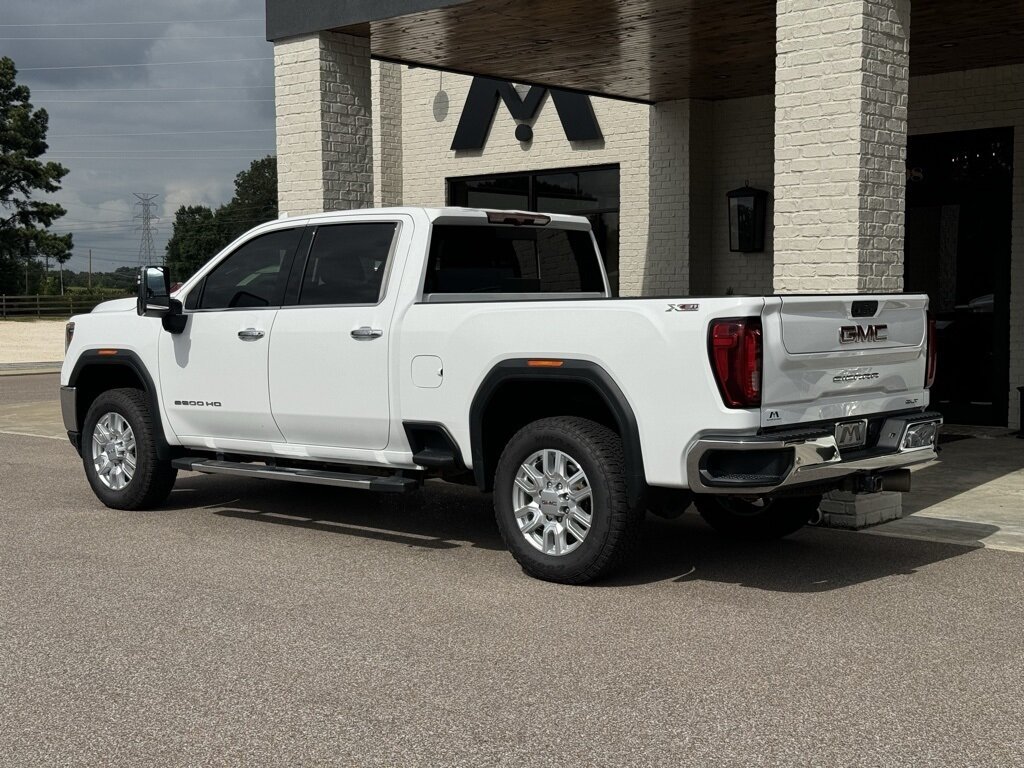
[[3, 0, 275, 273]]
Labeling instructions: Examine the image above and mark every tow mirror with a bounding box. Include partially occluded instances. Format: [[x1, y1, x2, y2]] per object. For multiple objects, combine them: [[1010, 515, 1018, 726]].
[[137, 266, 186, 333], [137, 266, 171, 316]]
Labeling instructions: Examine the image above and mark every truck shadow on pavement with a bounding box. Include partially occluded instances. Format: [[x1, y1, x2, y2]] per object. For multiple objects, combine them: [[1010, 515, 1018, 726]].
[[166, 474, 991, 592], [167, 474, 509, 552], [600, 515, 994, 591]]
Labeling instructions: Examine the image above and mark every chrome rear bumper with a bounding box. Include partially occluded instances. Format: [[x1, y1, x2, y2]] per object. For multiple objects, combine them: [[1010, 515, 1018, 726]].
[[686, 412, 943, 495]]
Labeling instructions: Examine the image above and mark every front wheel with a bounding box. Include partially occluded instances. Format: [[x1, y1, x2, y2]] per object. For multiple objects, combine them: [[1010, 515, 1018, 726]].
[[694, 494, 821, 541], [82, 388, 177, 510], [493, 417, 643, 584]]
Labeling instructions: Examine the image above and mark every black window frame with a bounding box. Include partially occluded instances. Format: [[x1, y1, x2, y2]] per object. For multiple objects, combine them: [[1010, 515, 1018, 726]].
[[288, 220, 402, 308], [188, 226, 305, 312]]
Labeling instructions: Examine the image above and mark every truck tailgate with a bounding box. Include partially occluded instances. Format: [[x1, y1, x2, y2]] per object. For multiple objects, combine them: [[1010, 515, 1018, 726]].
[[760, 295, 930, 427]]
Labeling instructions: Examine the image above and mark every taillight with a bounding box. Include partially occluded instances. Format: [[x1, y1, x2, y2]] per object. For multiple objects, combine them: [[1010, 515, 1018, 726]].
[[925, 314, 937, 389], [709, 317, 762, 408]]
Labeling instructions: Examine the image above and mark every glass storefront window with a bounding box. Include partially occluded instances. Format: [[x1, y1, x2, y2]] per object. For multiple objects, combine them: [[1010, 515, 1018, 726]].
[[448, 165, 620, 294]]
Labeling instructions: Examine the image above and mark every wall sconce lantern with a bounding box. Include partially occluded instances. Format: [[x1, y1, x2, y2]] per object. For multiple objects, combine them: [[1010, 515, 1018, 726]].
[[726, 184, 768, 253]]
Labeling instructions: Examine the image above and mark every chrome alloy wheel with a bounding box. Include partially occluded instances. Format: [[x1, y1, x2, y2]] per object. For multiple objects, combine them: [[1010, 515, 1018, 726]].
[[512, 449, 593, 556], [91, 411, 137, 490]]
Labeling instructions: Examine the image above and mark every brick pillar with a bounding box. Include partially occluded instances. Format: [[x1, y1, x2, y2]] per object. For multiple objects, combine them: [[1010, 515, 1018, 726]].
[[773, 0, 910, 294], [642, 99, 692, 296], [774, 1, 910, 528], [372, 60, 404, 207], [274, 32, 374, 215]]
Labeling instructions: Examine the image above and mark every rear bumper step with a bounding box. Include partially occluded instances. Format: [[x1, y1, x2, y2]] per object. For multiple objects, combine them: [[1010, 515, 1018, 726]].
[[686, 412, 943, 495], [171, 457, 419, 493]]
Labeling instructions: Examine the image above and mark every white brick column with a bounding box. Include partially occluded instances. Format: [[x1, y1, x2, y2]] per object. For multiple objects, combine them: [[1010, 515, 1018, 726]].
[[274, 32, 374, 215], [372, 60, 403, 207], [775, 1, 910, 528], [643, 99, 692, 295], [774, 0, 910, 294]]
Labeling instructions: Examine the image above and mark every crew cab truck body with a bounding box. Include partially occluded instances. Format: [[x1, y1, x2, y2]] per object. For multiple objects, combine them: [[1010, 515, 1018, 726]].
[[61, 207, 941, 583]]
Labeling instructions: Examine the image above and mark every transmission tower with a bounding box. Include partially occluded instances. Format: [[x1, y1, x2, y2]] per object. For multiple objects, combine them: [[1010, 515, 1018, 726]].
[[133, 193, 160, 266]]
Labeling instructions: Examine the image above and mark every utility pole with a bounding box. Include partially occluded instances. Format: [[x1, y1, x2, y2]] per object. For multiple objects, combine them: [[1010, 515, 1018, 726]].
[[133, 193, 160, 267], [88, 249, 92, 290]]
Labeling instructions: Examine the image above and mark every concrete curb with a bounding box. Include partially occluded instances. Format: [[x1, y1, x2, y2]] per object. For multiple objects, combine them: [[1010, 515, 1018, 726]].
[[0, 362, 62, 377]]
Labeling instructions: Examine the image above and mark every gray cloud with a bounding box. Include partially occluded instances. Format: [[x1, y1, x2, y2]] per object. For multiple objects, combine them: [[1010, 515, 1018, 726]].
[[4, 0, 274, 272]]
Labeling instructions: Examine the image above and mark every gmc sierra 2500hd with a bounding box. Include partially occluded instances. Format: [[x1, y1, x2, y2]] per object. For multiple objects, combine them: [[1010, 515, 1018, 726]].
[[61, 207, 941, 583]]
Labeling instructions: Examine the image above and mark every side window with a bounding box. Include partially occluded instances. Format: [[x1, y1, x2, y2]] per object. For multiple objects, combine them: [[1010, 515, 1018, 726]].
[[198, 228, 300, 310], [299, 222, 397, 305]]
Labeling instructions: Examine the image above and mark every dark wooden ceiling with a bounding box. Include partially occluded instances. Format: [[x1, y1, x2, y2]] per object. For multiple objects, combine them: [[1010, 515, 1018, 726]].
[[338, 0, 1024, 102]]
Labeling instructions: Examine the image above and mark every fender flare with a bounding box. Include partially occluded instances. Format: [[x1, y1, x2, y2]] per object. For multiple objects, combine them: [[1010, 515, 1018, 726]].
[[468, 359, 646, 507], [68, 349, 172, 460]]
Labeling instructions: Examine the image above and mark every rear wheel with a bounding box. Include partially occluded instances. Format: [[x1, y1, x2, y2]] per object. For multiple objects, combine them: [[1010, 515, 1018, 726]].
[[493, 417, 643, 584], [82, 388, 177, 510], [695, 494, 820, 541]]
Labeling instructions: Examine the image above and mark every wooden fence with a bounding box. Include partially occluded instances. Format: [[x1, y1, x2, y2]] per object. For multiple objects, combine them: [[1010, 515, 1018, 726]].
[[0, 294, 133, 319]]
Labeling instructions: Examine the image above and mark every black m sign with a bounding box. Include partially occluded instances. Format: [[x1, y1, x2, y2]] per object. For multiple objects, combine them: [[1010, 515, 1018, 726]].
[[451, 77, 603, 151]]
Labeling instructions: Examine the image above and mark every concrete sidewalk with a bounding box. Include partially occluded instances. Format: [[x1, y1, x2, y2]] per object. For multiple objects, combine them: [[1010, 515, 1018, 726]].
[[868, 432, 1024, 552]]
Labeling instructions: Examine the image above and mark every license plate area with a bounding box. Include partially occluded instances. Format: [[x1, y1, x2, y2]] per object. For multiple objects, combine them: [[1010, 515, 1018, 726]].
[[835, 419, 868, 450]]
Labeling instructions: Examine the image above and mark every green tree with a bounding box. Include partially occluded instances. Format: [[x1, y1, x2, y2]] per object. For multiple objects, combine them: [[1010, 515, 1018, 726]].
[[218, 155, 277, 240], [164, 156, 277, 281], [0, 56, 72, 294], [165, 205, 222, 279]]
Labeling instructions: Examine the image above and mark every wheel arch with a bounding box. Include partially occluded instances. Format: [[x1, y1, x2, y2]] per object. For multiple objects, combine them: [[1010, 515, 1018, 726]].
[[68, 350, 172, 460], [469, 359, 646, 507]]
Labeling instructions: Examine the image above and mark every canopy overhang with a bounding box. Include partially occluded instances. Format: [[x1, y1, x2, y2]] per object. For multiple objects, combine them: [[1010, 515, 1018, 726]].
[[266, 0, 1024, 102]]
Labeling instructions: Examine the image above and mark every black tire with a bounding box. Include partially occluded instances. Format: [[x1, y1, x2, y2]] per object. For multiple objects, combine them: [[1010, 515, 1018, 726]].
[[82, 388, 177, 510], [694, 494, 821, 541], [493, 416, 643, 584]]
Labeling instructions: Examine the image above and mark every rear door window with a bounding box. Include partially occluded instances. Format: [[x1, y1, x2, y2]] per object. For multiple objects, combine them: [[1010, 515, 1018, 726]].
[[424, 225, 604, 295], [298, 222, 398, 305]]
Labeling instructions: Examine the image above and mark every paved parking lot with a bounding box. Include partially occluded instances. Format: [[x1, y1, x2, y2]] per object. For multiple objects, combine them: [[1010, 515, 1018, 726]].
[[1, 374, 1022, 767]]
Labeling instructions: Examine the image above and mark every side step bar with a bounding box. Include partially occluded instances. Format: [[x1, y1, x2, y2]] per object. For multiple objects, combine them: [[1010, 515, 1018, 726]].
[[171, 457, 419, 493]]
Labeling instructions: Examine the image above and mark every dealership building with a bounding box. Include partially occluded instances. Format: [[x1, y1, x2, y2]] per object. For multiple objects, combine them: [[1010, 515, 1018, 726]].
[[267, 0, 1023, 433]]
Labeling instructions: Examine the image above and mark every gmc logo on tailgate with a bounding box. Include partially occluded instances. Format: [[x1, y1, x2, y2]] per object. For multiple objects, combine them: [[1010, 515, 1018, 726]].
[[839, 324, 888, 344]]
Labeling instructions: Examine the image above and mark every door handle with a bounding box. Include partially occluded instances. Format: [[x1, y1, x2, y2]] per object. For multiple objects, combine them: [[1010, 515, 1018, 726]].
[[351, 326, 383, 340], [237, 328, 265, 341]]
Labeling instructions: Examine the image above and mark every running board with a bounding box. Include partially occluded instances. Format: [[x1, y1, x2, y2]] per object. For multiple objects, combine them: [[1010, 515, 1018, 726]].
[[171, 457, 419, 493]]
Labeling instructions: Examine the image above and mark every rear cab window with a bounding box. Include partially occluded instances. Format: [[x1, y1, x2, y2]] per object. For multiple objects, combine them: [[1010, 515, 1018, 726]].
[[423, 224, 606, 300]]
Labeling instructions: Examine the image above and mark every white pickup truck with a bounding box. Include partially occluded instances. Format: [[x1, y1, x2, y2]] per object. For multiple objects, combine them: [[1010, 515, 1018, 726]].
[[61, 207, 941, 583]]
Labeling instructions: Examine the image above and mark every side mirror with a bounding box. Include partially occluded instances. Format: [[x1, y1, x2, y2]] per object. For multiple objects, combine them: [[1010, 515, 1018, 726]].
[[137, 266, 187, 334], [137, 266, 171, 317]]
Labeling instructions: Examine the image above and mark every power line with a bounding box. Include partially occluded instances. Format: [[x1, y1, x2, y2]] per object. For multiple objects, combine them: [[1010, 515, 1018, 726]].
[[50, 128, 274, 137], [31, 85, 274, 91], [47, 156, 276, 161], [47, 148, 275, 153], [134, 193, 160, 267], [0, 19, 264, 26], [3, 35, 265, 40], [20, 57, 271, 71], [41, 98, 274, 103]]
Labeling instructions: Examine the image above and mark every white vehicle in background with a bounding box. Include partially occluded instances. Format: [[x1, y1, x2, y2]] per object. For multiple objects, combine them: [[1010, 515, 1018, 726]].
[[60, 207, 941, 583]]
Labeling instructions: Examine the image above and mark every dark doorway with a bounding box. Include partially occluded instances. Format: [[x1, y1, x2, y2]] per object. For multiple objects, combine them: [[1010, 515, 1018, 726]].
[[905, 127, 1014, 426]]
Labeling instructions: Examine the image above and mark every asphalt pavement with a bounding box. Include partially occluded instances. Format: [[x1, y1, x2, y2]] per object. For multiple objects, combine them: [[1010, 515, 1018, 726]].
[[1, 374, 1022, 767]]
